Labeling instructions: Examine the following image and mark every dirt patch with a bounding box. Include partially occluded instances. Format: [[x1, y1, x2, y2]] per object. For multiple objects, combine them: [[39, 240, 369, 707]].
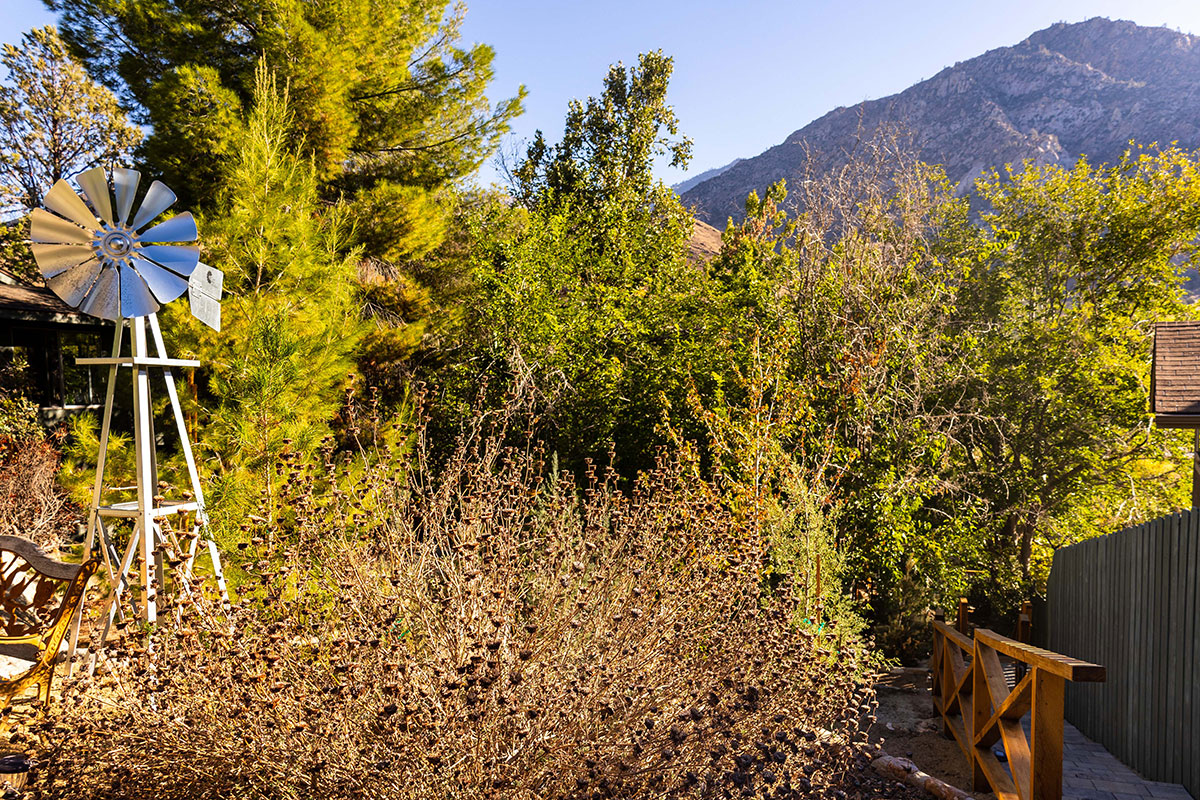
[[868, 667, 997, 800]]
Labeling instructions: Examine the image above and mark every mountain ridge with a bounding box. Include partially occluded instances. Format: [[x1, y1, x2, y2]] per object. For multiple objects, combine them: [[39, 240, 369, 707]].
[[672, 158, 743, 195], [682, 18, 1200, 226]]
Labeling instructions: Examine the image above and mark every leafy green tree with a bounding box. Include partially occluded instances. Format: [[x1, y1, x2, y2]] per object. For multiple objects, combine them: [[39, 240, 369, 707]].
[[443, 52, 716, 472], [704, 140, 983, 653], [47, 0, 523, 262], [703, 142, 1200, 647], [958, 147, 1200, 593], [514, 49, 691, 213], [0, 25, 140, 217]]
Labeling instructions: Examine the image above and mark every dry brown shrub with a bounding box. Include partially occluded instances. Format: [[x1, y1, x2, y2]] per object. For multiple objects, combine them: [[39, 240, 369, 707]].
[[0, 435, 74, 552], [28, 394, 881, 799]]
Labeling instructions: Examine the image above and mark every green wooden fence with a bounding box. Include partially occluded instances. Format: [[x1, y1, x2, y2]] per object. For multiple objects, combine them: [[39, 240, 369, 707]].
[[1046, 510, 1200, 795]]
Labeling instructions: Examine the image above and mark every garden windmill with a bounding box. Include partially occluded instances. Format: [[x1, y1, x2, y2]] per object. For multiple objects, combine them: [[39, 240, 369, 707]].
[[28, 166, 228, 661]]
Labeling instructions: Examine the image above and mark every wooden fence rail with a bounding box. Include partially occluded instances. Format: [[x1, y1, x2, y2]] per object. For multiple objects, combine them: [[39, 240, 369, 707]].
[[931, 616, 1105, 800]]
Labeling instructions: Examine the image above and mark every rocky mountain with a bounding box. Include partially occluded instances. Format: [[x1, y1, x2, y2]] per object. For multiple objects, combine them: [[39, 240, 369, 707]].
[[682, 18, 1200, 225]]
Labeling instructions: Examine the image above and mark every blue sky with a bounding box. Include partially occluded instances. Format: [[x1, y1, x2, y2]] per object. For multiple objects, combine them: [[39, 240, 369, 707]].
[[8, 1, 1200, 188]]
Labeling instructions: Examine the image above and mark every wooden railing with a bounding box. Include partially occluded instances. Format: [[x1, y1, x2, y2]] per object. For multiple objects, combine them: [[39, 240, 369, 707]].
[[931, 613, 1105, 800]]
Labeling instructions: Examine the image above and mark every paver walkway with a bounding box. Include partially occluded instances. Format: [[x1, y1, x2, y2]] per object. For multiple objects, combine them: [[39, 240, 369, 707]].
[[1023, 718, 1193, 800], [995, 663, 1193, 800]]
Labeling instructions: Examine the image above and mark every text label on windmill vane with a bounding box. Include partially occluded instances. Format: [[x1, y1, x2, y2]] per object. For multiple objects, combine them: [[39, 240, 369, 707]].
[[189, 264, 224, 333]]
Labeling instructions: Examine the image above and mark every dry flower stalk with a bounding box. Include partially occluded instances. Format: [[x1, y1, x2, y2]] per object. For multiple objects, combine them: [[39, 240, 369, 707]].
[[27, 393, 884, 799]]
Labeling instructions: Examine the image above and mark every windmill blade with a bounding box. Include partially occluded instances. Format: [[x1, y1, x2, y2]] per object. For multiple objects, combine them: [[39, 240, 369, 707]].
[[80, 265, 121, 321], [30, 209, 93, 244], [77, 167, 115, 225], [132, 257, 189, 304], [43, 181, 100, 231], [139, 244, 200, 277], [32, 243, 97, 279], [47, 258, 103, 308], [112, 168, 141, 225], [139, 212, 197, 244], [131, 181, 177, 230], [119, 262, 159, 318]]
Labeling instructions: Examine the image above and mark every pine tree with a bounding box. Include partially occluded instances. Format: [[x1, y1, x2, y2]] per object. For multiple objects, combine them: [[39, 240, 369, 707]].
[[47, 0, 523, 263], [163, 65, 365, 524], [0, 26, 140, 217]]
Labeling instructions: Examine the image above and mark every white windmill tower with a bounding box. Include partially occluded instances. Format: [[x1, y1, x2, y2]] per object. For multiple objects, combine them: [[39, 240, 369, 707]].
[[28, 166, 228, 661]]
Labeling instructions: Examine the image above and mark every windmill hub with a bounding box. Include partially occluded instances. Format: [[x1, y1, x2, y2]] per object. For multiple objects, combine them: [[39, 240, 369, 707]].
[[97, 228, 137, 260]]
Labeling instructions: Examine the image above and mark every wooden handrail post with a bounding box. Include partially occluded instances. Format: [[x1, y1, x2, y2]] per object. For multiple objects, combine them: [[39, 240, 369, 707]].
[[957, 597, 970, 635], [1016, 600, 1033, 683], [1031, 667, 1066, 800], [930, 615, 943, 698], [941, 632, 955, 740], [970, 639, 990, 793]]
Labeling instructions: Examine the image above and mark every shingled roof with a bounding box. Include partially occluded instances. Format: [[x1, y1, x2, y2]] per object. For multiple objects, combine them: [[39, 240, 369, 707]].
[[0, 268, 103, 327], [1151, 321, 1200, 425]]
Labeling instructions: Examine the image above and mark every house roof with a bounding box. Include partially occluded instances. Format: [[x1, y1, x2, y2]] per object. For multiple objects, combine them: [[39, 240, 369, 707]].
[[1152, 321, 1200, 422], [0, 268, 107, 327]]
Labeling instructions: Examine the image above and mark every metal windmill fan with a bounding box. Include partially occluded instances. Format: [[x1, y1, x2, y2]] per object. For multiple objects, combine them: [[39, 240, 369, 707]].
[[30, 166, 222, 329]]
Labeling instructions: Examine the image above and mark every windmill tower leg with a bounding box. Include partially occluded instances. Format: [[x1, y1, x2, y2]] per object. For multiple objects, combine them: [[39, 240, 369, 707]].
[[148, 315, 228, 602], [92, 523, 142, 664], [67, 321, 123, 671]]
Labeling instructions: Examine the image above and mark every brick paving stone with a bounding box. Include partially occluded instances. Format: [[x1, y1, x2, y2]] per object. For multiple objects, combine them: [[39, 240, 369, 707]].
[[1067, 791, 1119, 800], [1094, 781, 1151, 795]]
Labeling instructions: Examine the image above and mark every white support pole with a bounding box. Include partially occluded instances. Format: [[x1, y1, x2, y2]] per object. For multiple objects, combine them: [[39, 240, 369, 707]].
[[207, 538, 229, 602], [129, 317, 157, 625], [149, 315, 227, 602], [93, 520, 143, 657], [148, 316, 207, 512]]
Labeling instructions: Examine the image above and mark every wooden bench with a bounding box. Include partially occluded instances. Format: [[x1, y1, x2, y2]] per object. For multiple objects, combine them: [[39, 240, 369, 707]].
[[0, 536, 96, 725]]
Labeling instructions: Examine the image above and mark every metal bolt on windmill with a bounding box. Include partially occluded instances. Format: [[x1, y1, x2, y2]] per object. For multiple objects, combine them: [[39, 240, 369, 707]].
[[28, 166, 228, 665]]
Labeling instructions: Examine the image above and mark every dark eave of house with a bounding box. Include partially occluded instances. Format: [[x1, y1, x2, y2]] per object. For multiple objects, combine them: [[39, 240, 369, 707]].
[[0, 267, 109, 330], [1151, 321, 1200, 426]]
